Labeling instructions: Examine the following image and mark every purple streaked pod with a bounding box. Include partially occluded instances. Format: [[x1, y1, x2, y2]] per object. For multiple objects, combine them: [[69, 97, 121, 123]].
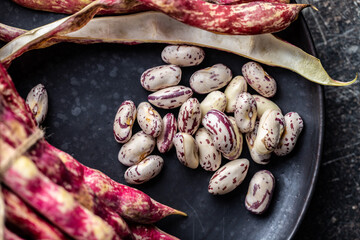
[[148, 85, 193, 109], [113, 100, 137, 143], [156, 113, 177, 153], [253, 94, 281, 119], [200, 91, 227, 118], [208, 159, 249, 195], [234, 92, 257, 133], [245, 121, 271, 165], [254, 109, 285, 155], [25, 83, 48, 125], [173, 132, 199, 169], [245, 170, 275, 214], [137, 102, 163, 138], [140, 65, 181, 92], [195, 128, 221, 171], [202, 109, 237, 155], [124, 155, 164, 185], [224, 76, 248, 113], [190, 64, 232, 94], [242, 62, 277, 98], [274, 112, 304, 156], [118, 131, 155, 167], [223, 116, 243, 160], [161, 45, 205, 67], [178, 98, 201, 135]]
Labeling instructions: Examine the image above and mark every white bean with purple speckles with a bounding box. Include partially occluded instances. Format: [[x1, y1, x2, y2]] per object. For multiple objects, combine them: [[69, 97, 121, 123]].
[[118, 131, 155, 166], [137, 102, 163, 138], [173, 132, 199, 169], [245, 170, 275, 214], [26, 83, 48, 125], [234, 92, 257, 133], [113, 100, 137, 143], [224, 76, 247, 113], [242, 62, 277, 98], [161, 45, 205, 67], [195, 128, 221, 171], [140, 65, 181, 92], [200, 91, 227, 118], [245, 121, 271, 165], [274, 112, 304, 156], [124, 155, 164, 185], [157, 113, 177, 153], [253, 94, 281, 119], [223, 116, 243, 160], [190, 64, 232, 94], [148, 85, 193, 109], [178, 98, 201, 135], [208, 159, 249, 195]]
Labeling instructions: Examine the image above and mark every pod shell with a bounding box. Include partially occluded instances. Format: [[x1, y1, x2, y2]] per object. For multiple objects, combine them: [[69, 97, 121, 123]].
[[124, 155, 164, 184], [161, 45, 205, 67], [113, 100, 137, 143], [148, 85, 193, 109]]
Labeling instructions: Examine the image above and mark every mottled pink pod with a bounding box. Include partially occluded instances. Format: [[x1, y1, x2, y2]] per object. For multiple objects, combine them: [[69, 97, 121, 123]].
[[254, 109, 284, 154], [242, 62, 277, 98], [161, 45, 205, 67], [190, 64, 232, 94], [245, 170, 275, 214], [234, 92, 257, 133], [148, 85, 193, 109], [130, 224, 180, 240], [224, 76, 247, 113], [113, 100, 137, 143], [274, 112, 304, 156], [25, 83, 48, 125], [195, 128, 221, 171], [253, 94, 281, 119], [118, 131, 155, 166], [245, 121, 271, 164], [137, 102, 163, 137], [140, 65, 181, 92], [173, 132, 199, 169], [157, 113, 177, 153], [124, 155, 164, 184], [200, 90, 227, 118], [178, 98, 201, 135], [223, 116, 243, 160], [208, 158, 249, 195], [202, 109, 237, 155]]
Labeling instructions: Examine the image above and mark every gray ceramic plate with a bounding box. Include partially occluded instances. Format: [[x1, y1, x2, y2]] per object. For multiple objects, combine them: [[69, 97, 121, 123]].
[[1, 1, 323, 239]]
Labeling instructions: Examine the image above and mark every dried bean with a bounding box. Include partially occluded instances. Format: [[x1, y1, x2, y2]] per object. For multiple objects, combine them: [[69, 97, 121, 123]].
[[195, 128, 221, 171], [224, 76, 247, 113], [161, 45, 205, 67], [25, 83, 48, 125], [148, 85, 193, 109], [234, 92, 257, 133], [253, 94, 281, 119], [245, 121, 271, 164], [178, 98, 201, 135], [223, 116, 243, 160], [157, 113, 177, 153], [200, 90, 227, 118], [113, 100, 137, 143], [140, 65, 181, 92], [173, 132, 199, 169], [137, 102, 163, 137], [124, 155, 164, 184]]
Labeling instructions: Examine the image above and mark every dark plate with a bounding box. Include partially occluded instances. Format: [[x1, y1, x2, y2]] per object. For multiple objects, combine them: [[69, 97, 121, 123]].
[[0, 1, 323, 239]]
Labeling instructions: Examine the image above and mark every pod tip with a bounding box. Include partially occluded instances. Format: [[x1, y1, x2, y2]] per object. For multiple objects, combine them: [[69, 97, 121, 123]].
[[332, 73, 358, 86], [173, 209, 188, 217]]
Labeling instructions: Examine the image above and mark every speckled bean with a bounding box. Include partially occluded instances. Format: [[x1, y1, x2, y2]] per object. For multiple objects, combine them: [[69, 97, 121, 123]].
[[245, 121, 271, 165], [113, 100, 137, 143], [223, 116, 243, 160], [195, 128, 221, 171], [208, 159, 249, 195], [253, 94, 281, 119], [234, 92, 257, 133], [202, 109, 237, 155], [200, 91, 227, 118], [124, 155, 164, 184], [190, 64, 232, 94], [242, 62, 277, 98], [161, 45, 205, 67], [245, 170, 275, 214], [25, 83, 48, 125], [148, 85, 193, 109], [173, 132, 199, 169], [224, 76, 247, 113], [254, 109, 284, 155], [178, 98, 201, 135], [274, 112, 304, 156], [157, 113, 177, 153], [137, 102, 163, 137], [118, 131, 155, 166], [140, 65, 181, 91]]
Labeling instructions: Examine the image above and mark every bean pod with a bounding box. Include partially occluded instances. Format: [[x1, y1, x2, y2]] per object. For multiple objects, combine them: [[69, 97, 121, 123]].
[[242, 62, 277, 98], [208, 159, 249, 195], [137, 102, 163, 137], [190, 64, 232, 94], [140, 65, 181, 91], [234, 92, 257, 133], [157, 113, 177, 153], [173, 132, 199, 169], [25, 83, 48, 125], [113, 100, 137, 143], [178, 98, 201, 135], [200, 90, 227, 118], [148, 85, 193, 109], [118, 131, 155, 166], [253, 94, 281, 119], [195, 128, 221, 171], [245, 170, 275, 214], [223, 116, 243, 160], [245, 121, 271, 164], [161, 45, 205, 67], [124, 155, 164, 184], [224, 76, 247, 113]]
